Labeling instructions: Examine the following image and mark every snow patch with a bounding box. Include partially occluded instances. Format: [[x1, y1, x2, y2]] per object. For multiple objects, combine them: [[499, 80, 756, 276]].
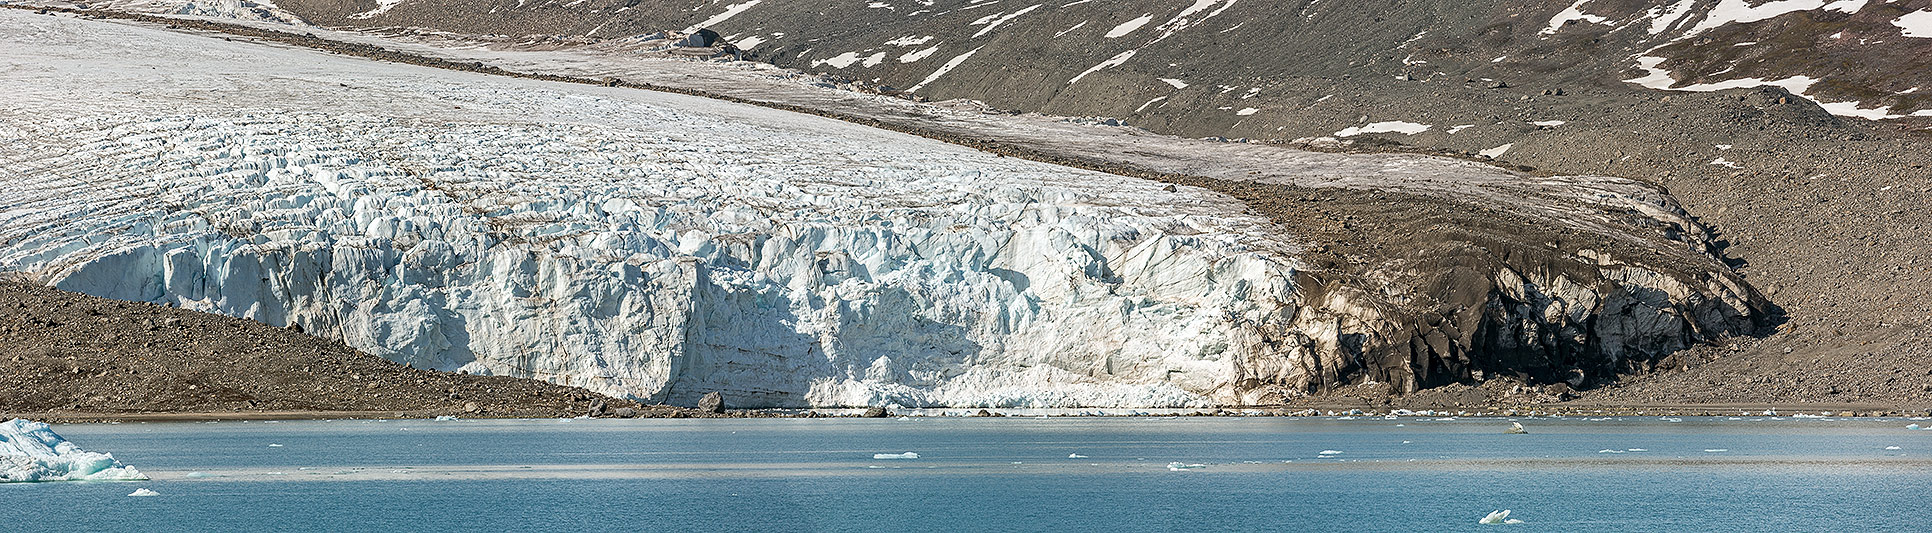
[[347, 0, 405, 20], [899, 46, 939, 63], [1, 419, 148, 483], [909, 47, 981, 91], [734, 35, 765, 50], [685, 0, 762, 33], [1069, 49, 1136, 84], [1235, 107, 1258, 116], [972, 5, 1043, 38], [1334, 121, 1431, 137], [1159, 78, 1189, 89], [1896, 10, 1932, 37], [1106, 14, 1154, 38], [886, 35, 935, 47], [1542, 0, 1611, 35], [1479, 143, 1514, 158]]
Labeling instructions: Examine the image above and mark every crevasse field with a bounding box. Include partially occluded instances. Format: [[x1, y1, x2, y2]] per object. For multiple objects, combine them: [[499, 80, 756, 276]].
[[0, 10, 1307, 408]]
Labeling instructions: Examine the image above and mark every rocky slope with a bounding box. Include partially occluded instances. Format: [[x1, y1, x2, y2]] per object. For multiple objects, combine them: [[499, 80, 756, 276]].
[[199, 0, 1932, 405], [0, 281, 645, 419]]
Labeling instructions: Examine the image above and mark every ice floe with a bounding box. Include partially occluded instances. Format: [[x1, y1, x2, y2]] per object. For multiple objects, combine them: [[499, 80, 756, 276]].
[[1480, 509, 1526, 525], [874, 452, 920, 459], [1166, 462, 1206, 471], [0, 419, 148, 483]]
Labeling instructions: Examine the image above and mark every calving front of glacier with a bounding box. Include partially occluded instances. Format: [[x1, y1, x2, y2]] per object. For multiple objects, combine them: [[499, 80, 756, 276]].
[[0, 11, 1319, 407], [16, 112, 1299, 408]]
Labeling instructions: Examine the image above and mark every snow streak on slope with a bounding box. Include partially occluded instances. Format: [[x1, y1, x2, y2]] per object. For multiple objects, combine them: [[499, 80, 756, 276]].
[[0, 11, 1307, 408]]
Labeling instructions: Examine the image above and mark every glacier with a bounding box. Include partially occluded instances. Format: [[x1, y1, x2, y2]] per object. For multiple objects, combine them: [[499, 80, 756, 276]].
[[0, 419, 148, 483], [0, 11, 1311, 407]]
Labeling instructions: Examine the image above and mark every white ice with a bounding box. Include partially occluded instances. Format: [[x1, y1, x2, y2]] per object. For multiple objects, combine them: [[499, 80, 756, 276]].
[[129, 488, 161, 496], [0, 419, 148, 483], [0, 12, 1310, 408], [1480, 509, 1526, 525], [874, 452, 920, 459]]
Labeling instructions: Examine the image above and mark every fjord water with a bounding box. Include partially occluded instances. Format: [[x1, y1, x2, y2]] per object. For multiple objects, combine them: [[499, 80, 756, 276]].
[[9, 417, 1928, 532]]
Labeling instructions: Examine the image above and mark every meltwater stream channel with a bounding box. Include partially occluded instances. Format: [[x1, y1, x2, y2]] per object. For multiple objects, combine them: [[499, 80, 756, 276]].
[[8, 416, 1931, 531]]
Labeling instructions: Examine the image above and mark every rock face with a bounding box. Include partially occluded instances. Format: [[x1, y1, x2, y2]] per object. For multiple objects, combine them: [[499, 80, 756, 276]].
[[0, 10, 1765, 408], [697, 392, 725, 413]]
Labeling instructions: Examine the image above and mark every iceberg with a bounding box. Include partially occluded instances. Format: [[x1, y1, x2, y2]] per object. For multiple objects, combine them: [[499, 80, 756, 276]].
[[1166, 462, 1206, 471], [1505, 422, 1528, 434], [1908, 424, 1922, 430], [129, 488, 161, 497], [0, 419, 148, 483], [873, 452, 920, 459], [1480, 510, 1525, 525], [1068, 453, 1088, 459]]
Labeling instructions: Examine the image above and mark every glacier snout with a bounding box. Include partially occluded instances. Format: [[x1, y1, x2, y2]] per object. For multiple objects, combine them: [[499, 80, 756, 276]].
[[4, 105, 1309, 408]]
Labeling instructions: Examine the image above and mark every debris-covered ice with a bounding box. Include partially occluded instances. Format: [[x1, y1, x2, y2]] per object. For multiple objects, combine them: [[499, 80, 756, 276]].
[[0, 419, 148, 483]]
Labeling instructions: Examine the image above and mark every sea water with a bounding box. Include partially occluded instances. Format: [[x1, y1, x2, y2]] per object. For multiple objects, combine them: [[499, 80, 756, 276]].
[[6, 416, 1929, 532]]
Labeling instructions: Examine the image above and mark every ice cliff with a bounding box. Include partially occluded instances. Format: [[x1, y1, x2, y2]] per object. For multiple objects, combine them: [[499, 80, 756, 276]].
[[0, 419, 148, 482]]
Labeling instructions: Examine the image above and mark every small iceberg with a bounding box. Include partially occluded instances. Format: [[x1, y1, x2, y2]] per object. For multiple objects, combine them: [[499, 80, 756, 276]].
[[1480, 510, 1526, 525], [1908, 424, 1922, 430], [434, 416, 460, 421], [1167, 462, 1206, 471], [1886, 446, 1902, 450], [128, 488, 160, 497], [267, 444, 284, 448], [1318, 450, 1343, 455], [1505, 422, 1528, 434], [1068, 453, 1088, 459], [1703, 449, 1729, 453], [873, 452, 920, 460], [0, 419, 147, 483]]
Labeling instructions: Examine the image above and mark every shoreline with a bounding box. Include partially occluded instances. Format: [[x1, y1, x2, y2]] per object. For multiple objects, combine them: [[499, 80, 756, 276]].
[[14, 401, 1931, 424]]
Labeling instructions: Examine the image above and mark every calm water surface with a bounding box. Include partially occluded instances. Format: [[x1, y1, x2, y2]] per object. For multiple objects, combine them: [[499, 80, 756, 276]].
[[8, 416, 1930, 532]]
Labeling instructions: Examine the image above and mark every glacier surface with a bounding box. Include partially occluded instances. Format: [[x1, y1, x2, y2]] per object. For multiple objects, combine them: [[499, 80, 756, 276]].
[[0, 11, 1309, 407], [0, 419, 149, 483]]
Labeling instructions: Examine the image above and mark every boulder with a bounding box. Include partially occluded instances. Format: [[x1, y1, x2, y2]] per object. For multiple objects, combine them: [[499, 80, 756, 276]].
[[698, 391, 725, 413], [862, 407, 890, 418]]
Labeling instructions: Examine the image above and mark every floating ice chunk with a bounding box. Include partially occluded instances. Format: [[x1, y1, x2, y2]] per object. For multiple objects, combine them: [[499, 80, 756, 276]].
[[185, 472, 215, 478], [268, 443, 284, 447], [434, 416, 459, 421], [1167, 462, 1206, 471], [874, 452, 920, 459], [1318, 450, 1343, 455], [1480, 509, 1525, 525], [1886, 446, 1902, 450], [1506, 422, 1528, 434], [128, 488, 160, 497], [1627, 448, 1648, 452], [0, 419, 148, 483], [1598, 449, 1624, 453], [1703, 449, 1728, 453], [1907, 424, 1922, 430], [1068, 453, 1088, 458]]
